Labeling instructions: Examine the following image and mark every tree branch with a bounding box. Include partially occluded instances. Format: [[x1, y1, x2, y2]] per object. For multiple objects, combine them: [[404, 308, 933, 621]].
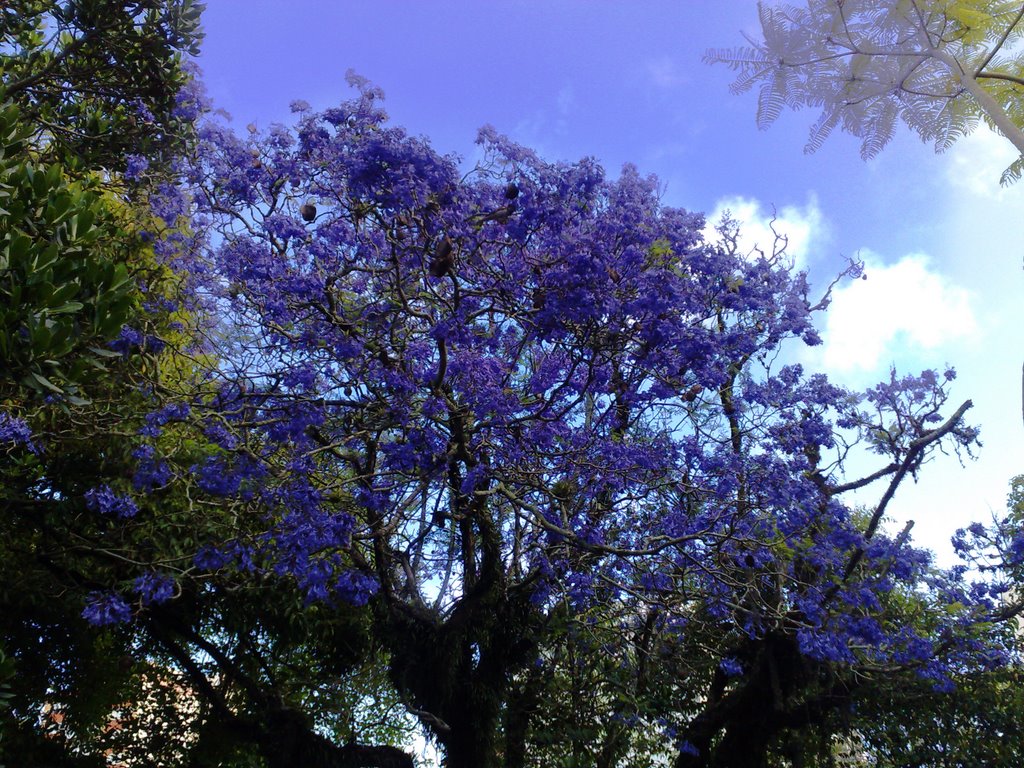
[[835, 399, 972, 591], [974, 5, 1024, 77]]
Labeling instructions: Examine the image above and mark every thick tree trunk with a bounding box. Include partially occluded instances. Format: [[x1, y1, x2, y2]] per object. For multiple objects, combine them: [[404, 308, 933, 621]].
[[674, 633, 807, 768], [380, 606, 508, 768], [673, 632, 858, 768], [378, 573, 538, 768], [503, 666, 544, 768], [258, 707, 413, 768], [710, 724, 772, 768]]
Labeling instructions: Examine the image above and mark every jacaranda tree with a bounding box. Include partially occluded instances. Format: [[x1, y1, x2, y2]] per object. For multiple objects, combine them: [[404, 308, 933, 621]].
[[62, 73, 1010, 768], [6, 59, 1021, 763]]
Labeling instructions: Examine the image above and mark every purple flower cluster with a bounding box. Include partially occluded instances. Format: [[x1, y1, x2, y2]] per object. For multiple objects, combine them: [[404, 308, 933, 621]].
[[133, 571, 175, 605], [84, 485, 139, 519], [171, 62, 209, 122], [139, 401, 191, 437], [124, 153, 149, 182], [0, 412, 40, 454], [718, 657, 744, 677], [131, 445, 172, 492], [194, 545, 234, 572], [109, 325, 145, 355], [193, 453, 265, 497], [82, 591, 132, 626]]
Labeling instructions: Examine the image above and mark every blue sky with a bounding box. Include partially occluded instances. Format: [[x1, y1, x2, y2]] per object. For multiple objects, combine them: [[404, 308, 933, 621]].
[[197, 1, 1022, 561]]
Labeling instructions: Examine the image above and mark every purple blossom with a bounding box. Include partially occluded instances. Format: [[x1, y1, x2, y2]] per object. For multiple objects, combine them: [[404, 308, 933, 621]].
[[194, 545, 233, 571], [333, 570, 379, 606], [796, 628, 856, 664], [130, 98, 156, 123], [140, 402, 191, 436], [1007, 531, 1024, 567], [109, 325, 145, 355], [84, 485, 139, 519], [171, 63, 209, 121], [193, 453, 265, 497], [124, 153, 149, 181], [82, 591, 132, 626], [719, 657, 744, 677], [145, 334, 167, 354], [0, 412, 40, 454], [151, 182, 188, 227], [203, 421, 239, 449], [131, 446, 172, 492], [133, 572, 175, 605]]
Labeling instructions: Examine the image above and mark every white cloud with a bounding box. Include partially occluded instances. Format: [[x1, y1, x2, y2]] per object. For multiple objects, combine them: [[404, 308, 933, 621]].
[[819, 252, 977, 375], [646, 56, 689, 89], [703, 194, 825, 268], [945, 124, 1024, 201], [512, 83, 576, 148]]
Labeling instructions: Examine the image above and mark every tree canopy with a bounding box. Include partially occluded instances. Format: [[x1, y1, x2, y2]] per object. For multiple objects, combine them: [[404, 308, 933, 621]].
[[1, 0, 204, 172], [66, 76, 1011, 767]]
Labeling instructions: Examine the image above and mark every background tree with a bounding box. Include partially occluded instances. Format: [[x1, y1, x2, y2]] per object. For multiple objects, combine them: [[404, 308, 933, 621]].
[[705, 0, 1024, 182], [2, 3, 423, 763], [1, 0, 204, 173], [0, 99, 146, 401], [1, 3, 205, 760]]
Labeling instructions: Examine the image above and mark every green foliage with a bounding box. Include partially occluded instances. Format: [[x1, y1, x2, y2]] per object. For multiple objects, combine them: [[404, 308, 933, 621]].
[[0, 4, 224, 764], [0, 99, 140, 400], [0, 0, 204, 173], [831, 658, 1024, 766]]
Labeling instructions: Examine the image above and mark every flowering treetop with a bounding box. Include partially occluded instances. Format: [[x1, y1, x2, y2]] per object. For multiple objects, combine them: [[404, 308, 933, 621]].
[[42, 72, 1014, 767]]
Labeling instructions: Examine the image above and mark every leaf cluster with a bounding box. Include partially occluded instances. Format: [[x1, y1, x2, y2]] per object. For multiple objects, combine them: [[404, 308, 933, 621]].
[[1, 0, 205, 173], [705, 0, 1024, 181], [0, 99, 140, 399]]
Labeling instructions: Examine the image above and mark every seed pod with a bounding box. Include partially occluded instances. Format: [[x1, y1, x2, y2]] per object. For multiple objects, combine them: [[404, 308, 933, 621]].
[[504, 182, 520, 200], [493, 203, 515, 223], [429, 237, 454, 278], [681, 384, 702, 402], [532, 288, 546, 312], [478, 203, 516, 225], [300, 202, 317, 222]]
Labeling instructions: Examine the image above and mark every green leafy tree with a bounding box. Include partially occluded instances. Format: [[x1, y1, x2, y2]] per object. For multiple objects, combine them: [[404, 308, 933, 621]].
[[0, 3, 416, 765], [705, 0, 1024, 182], [1, 0, 204, 173], [847, 662, 1024, 766], [0, 99, 140, 400], [1, 3, 212, 764]]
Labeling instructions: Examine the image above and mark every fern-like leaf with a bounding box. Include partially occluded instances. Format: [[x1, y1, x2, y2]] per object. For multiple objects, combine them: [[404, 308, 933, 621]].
[[1000, 154, 1024, 185], [707, 0, 1024, 177]]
